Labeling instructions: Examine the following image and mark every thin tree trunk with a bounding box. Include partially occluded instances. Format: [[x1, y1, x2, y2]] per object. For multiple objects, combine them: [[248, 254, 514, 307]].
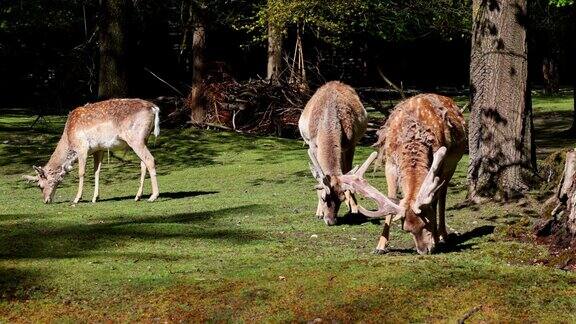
[[570, 66, 576, 134], [189, 15, 206, 124], [98, 0, 131, 100], [266, 22, 283, 83], [468, 0, 535, 201], [542, 56, 560, 95]]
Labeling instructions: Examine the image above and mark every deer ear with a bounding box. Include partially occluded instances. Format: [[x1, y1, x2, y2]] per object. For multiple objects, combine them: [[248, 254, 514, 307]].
[[33, 166, 46, 178]]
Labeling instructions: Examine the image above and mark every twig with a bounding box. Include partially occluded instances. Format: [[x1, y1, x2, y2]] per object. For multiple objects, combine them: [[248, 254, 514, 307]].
[[144, 67, 184, 96], [377, 66, 405, 99], [458, 305, 482, 324]]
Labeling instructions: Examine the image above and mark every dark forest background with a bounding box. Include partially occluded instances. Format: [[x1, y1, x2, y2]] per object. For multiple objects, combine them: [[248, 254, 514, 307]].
[[0, 0, 574, 113]]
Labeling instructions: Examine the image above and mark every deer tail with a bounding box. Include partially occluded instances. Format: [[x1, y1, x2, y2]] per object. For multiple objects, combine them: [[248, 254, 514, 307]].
[[151, 106, 160, 137]]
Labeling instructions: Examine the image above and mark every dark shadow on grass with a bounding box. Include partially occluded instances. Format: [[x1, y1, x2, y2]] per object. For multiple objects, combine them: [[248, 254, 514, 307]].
[[98, 190, 218, 202], [336, 212, 382, 226], [0, 267, 43, 301], [0, 204, 269, 260], [1, 115, 305, 178], [438, 225, 496, 253]]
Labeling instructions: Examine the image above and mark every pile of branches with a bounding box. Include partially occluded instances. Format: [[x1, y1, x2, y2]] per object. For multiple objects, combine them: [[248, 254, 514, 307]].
[[187, 77, 311, 137]]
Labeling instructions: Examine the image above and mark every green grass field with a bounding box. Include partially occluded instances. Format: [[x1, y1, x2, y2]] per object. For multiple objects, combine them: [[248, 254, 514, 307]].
[[1, 95, 575, 322]]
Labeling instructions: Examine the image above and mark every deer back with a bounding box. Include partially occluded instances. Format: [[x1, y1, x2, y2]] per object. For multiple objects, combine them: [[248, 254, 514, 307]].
[[66, 99, 158, 151], [299, 81, 367, 175], [375, 94, 466, 199]]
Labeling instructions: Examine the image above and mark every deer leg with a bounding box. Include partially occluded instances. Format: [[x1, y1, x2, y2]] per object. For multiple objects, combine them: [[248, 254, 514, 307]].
[[73, 151, 88, 204], [438, 185, 448, 243], [342, 149, 359, 213], [315, 190, 323, 219], [92, 151, 104, 203], [134, 161, 147, 201], [130, 142, 159, 202], [345, 190, 359, 214], [376, 161, 398, 253]]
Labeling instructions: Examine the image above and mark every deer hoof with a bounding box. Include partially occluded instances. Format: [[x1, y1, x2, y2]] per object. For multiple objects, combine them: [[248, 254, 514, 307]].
[[73, 197, 81, 204], [91, 197, 98, 203], [373, 247, 390, 255], [134, 196, 141, 201], [148, 195, 158, 202]]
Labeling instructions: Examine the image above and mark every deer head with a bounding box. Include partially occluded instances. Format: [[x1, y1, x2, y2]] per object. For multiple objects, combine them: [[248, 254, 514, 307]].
[[308, 149, 348, 225], [23, 165, 65, 203], [339, 147, 448, 254]]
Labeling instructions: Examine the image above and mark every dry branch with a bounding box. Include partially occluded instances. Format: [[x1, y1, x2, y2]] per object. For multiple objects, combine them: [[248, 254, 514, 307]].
[[185, 75, 311, 137]]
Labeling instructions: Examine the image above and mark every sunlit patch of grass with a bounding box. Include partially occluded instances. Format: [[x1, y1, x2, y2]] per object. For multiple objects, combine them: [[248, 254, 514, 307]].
[[1, 96, 576, 321]]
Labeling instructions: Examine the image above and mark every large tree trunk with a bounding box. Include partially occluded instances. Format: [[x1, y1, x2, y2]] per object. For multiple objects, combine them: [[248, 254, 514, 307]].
[[266, 22, 283, 83], [189, 16, 206, 124], [468, 0, 535, 201], [98, 0, 131, 100]]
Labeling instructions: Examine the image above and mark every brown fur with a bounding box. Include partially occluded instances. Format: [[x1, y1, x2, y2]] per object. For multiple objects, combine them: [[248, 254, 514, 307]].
[[26, 99, 160, 203], [299, 81, 368, 225], [375, 94, 467, 253]]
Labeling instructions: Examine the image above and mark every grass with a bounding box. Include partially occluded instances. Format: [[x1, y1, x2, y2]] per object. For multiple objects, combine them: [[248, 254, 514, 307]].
[[0, 94, 575, 322]]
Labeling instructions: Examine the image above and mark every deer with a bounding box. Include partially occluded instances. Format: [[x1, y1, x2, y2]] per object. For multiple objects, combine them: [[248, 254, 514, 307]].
[[321, 94, 467, 254], [23, 98, 160, 204], [298, 81, 368, 226]]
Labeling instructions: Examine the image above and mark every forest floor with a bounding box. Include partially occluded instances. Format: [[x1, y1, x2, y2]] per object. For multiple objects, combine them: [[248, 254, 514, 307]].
[[0, 94, 575, 322]]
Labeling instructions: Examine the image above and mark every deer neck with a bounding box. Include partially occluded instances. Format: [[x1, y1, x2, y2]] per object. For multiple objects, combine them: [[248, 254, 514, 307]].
[[399, 144, 430, 204], [45, 130, 77, 176], [316, 130, 343, 176]]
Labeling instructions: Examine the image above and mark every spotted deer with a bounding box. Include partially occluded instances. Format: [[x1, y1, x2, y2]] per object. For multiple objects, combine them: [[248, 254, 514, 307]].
[[333, 94, 467, 254], [24, 99, 160, 203], [299, 81, 368, 225]]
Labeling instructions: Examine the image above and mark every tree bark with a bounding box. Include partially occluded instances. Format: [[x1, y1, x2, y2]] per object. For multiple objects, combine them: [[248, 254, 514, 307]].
[[536, 149, 576, 249], [569, 61, 576, 134], [468, 0, 535, 201], [189, 15, 206, 124], [98, 0, 131, 100], [542, 56, 560, 96], [266, 22, 283, 83]]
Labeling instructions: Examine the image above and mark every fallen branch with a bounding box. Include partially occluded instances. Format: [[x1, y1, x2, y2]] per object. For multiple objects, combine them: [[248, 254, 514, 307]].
[[186, 76, 310, 136], [377, 66, 405, 99], [144, 67, 184, 96], [458, 305, 482, 324]]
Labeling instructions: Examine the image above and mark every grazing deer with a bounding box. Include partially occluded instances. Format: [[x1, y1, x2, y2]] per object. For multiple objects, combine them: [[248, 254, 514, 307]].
[[24, 99, 160, 204], [298, 81, 368, 225], [333, 94, 467, 254]]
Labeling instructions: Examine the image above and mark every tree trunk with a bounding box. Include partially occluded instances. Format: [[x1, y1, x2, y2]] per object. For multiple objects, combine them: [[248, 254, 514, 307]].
[[569, 62, 576, 134], [468, 0, 535, 201], [266, 22, 283, 83], [189, 16, 206, 124], [98, 0, 131, 100], [536, 149, 576, 250], [542, 56, 560, 96]]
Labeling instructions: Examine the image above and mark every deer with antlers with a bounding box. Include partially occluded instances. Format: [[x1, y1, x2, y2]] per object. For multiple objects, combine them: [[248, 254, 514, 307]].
[[24, 99, 160, 204], [299, 81, 368, 225], [332, 94, 467, 254]]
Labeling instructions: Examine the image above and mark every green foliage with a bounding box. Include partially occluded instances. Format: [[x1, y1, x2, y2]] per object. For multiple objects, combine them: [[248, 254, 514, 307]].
[[255, 0, 471, 48], [550, 0, 574, 6]]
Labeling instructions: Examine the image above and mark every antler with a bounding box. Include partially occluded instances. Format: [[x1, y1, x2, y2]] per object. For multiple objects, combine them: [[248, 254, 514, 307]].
[[339, 152, 403, 219], [412, 146, 447, 214]]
